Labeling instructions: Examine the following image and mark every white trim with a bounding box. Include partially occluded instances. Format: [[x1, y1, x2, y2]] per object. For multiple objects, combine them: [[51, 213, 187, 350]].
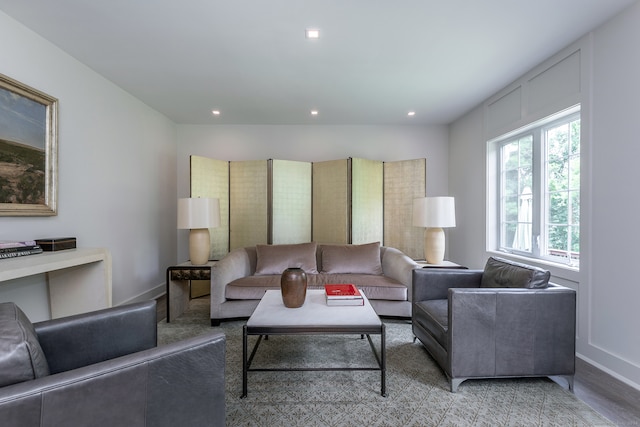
[[117, 283, 165, 306]]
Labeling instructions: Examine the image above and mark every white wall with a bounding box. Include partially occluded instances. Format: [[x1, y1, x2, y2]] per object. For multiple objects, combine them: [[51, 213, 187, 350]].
[[449, 2, 640, 390], [0, 11, 178, 321], [175, 124, 449, 261]]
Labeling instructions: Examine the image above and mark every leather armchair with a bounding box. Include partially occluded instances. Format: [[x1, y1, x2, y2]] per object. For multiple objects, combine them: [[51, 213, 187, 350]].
[[412, 257, 576, 392], [0, 301, 225, 427]]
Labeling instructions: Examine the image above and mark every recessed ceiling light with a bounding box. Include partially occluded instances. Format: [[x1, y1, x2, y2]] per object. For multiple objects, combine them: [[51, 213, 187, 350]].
[[407, 111, 416, 116], [306, 29, 320, 39], [310, 110, 319, 116], [212, 110, 221, 116]]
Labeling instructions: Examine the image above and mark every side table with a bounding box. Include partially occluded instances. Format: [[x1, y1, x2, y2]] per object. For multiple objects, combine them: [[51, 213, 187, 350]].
[[416, 260, 467, 269], [165, 261, 216, 322]]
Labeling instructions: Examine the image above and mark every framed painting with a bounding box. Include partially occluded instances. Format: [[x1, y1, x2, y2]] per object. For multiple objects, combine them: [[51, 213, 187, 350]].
[[0, 73, 58, 216]]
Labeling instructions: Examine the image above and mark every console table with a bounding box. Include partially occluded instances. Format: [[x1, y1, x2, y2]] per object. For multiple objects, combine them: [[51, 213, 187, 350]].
[[0, 248, 112, 319], [166, 261, 215, 322]]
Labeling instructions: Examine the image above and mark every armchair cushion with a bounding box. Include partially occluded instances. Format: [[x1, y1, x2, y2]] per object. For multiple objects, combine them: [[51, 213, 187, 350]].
[[0, 303, 49, 387], [255, 242, 318, 275], [320, 242, 383, 275], [480, 256, 550, 289]]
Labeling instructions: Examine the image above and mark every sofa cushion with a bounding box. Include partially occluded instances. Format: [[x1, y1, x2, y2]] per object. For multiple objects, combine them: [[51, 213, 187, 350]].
[[413, 300, 449, 349], [0, 302, 50, 387], [255, 242, 318, 275], [480, 256, 550, 289], [319, 242, 383, 275]]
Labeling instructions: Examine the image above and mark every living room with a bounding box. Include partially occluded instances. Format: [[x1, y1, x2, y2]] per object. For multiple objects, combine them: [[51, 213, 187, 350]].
[[1, 0, 639, 425]]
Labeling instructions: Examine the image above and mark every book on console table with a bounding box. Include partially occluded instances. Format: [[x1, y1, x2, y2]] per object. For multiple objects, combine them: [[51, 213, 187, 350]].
[[0, 240, 37, 250], [0, 245, 43, 259], [324, 284, 364, 306]]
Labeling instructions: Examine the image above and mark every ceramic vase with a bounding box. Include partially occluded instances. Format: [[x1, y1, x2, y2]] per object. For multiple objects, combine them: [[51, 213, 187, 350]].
[[281, 267, 307, 308]]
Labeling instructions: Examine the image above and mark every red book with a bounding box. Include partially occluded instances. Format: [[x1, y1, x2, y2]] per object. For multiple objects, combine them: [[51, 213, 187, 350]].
[[324, 284, 362, 299]]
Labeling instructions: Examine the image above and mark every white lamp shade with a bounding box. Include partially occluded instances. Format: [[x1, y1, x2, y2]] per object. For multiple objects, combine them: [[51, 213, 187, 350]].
[[413, 197, 456, 228], [177, 198, 220, 229]]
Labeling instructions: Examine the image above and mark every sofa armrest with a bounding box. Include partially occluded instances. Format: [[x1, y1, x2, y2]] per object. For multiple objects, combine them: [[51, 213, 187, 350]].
[[412, 269, 482, 302], [34, 301, 157, 374], [0, 332, 226, 427], [380, 246, 419, 300], [448, 285, 576, 378], [210, 247, 253, 315]]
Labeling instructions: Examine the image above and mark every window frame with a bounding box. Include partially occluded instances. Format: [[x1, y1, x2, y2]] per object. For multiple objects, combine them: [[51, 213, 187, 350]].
[[488, 106, 581, 271]]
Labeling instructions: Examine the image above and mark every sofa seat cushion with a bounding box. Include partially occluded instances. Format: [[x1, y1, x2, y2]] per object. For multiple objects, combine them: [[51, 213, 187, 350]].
[[413, 300, 449, 350], [0, 302, 50, 387], [225, 273, 407, 301]]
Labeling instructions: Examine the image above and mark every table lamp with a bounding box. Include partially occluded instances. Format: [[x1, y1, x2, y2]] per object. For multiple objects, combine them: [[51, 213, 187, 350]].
[[413, 196, 456, 264], [177, 197, 220, 265]]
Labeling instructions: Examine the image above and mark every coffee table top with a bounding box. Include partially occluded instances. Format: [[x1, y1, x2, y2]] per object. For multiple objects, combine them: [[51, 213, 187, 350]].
[[246, 289, 382, 334]]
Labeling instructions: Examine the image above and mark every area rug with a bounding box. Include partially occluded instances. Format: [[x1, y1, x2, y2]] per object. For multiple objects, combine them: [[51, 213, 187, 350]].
[[157, 298, 613, 427]]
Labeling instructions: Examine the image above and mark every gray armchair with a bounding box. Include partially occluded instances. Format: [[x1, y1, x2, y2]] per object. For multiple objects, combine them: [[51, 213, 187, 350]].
[[412, 256, 576, 392], [0, 300, 225, 427]]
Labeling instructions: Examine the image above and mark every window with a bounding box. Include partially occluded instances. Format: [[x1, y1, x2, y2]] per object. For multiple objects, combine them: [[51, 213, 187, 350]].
[[494, 108, 580, 268]]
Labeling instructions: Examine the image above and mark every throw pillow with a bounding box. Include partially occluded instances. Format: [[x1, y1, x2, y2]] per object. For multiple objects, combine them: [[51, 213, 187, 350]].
[[0, 302, 50, 387], [255, 242, 318, 275], [320, 242, 383, 275], [480, 256, 550, 289]]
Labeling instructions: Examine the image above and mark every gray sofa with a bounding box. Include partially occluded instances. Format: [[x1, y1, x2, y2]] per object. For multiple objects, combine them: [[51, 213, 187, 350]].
[[211, 241, 418, 325], [412, 256, 576, 392], [0, 300, 226, 427]]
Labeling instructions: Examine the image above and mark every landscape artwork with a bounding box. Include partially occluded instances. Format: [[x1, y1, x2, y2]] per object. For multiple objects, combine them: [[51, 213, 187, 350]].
[[0, 74, 57, 216]]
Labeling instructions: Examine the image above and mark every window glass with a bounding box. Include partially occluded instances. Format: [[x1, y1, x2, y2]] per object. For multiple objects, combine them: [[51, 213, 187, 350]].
[[494, 109, 580, 268]]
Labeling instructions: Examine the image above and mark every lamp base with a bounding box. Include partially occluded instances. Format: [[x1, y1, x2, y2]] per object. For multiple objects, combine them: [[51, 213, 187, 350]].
[[424, 227, 445, 264], [189, 228, 210, 265]]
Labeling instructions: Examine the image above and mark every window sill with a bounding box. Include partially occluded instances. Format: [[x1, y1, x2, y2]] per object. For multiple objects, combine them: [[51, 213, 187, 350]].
[[487, 250, 580, 283]]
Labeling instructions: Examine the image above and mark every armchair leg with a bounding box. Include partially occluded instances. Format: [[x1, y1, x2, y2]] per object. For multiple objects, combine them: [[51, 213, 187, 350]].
[[450, 378, 465, 393], [550, 375, 575, 392]]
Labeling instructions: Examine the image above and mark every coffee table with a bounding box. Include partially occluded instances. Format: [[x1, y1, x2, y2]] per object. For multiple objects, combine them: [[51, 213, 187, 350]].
[[242, 289, 386, 397]]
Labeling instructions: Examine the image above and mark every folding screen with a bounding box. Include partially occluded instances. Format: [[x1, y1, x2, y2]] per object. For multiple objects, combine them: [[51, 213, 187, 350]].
[[190, 155, 229, 260], [383, 158, 426, 259], [312, 159, 350, 244], [229, 160, 268, 250], [351, 158, 384, 244], [271, 159, 312, 244], [190, 155, 426, 259]]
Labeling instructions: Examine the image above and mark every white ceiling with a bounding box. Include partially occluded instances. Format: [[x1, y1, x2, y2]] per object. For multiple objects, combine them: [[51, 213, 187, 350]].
[[0, 0, 636, 125]]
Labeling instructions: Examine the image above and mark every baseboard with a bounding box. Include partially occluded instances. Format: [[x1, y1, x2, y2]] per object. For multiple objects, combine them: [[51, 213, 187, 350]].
[[117, 283, 166, 306], [576, 353, 640, 392]]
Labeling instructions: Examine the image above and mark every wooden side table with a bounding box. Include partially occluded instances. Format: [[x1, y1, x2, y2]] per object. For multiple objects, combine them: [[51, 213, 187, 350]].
[[165, 261, 216, 322]]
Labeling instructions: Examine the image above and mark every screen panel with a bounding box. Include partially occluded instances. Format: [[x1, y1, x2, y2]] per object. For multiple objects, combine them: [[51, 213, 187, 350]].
[[384, 158, 426, 259], [351, 158, 383, 245], [229, 160, 268, 249], [190, 155, 229, 260], [271, 159, 312, 244], [312, 159, 349, 244]]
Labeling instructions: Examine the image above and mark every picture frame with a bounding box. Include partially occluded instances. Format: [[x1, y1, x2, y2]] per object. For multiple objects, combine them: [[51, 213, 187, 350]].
[[0, 73, 58, 216]]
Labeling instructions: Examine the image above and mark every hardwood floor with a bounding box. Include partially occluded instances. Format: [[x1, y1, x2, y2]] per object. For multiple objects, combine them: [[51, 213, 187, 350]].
[[155, 295, 639, 426], [573, 358, 640, 426]]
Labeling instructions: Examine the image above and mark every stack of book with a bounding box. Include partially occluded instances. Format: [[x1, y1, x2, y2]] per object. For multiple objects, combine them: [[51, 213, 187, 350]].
[[324, 283, 364, 306], [0, 240, 44, 259]]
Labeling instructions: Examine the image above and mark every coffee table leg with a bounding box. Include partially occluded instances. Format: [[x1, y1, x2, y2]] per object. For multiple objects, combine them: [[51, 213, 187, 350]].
[[241, 325, 248, 398], [381, 323, 386, 397]]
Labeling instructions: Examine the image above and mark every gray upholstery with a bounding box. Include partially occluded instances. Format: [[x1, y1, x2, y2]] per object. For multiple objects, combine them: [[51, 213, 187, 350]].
[[0, 301, 226, 427], [0, 303, 49, 387], [211, 243, 419, 325], [412, 258, 576, 392]]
